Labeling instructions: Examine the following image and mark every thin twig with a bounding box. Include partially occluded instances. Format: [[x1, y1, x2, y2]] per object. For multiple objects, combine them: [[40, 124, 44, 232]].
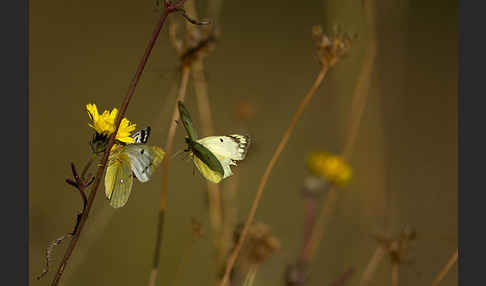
[[340, 32, 377, 161], [221, 173, 239, 266], [330, 267, 355, 286], [36, 234, 72, 280], [219, 67, 329, 286], [242, 265, 258, 286], [169, 219, 204, 286], [391, 262, 399, 286], [358, 246, 386, 286], [50, 2, 187, 285], [148, 64, 191, 286], [431, 248, 458, 286], [192, 35, 224, 270], [80, 155, 96, 181]]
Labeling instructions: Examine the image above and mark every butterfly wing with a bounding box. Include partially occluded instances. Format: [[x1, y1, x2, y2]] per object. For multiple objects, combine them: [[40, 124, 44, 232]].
[[192, 153, 224, 183], [124, 144, 165, 182], [190, 141, 225, 183], [178, 101, 198, 141], [197, 135, 250, 160], [197, 135, 250, 179], [131, 126, 151, 144], [105, 152, 134, 208]]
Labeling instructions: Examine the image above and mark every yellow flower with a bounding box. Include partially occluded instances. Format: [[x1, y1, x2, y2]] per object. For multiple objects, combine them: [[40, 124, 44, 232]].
[[307, 152, 352, 187], [86, 103, 136, 144]]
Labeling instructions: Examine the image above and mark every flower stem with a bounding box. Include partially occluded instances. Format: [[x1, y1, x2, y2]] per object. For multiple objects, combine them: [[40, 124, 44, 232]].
[[297, 0, 378, 274], [300, 185, 338, 264], [50, 3, 185, 285], [431, 248, 458, 286], [242, 265, 258, 286], [358, 246, 386, 286], [218, 66, 329, 286], [391, 262, 399, 286], [330, 267, 355, 286]]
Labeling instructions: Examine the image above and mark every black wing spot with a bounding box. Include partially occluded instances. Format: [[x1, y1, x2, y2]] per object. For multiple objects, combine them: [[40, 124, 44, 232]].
[[220, 138, 224, 142], [140, 149, 145, 154]]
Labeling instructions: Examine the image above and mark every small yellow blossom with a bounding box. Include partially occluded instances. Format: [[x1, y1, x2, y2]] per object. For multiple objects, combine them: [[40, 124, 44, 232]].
[[307, 152, 352, 187], [86, 103, 136, 144]]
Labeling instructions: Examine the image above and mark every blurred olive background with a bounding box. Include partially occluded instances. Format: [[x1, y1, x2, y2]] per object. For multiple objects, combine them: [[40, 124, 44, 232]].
[[30, 0, 457, 285]]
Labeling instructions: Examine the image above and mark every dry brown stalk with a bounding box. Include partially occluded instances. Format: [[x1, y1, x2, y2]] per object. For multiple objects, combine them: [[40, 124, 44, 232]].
[[300, 185, 338, 264], [358, 246, 387, 286], [148, 64, 191, 286], [182, 0, 226, 269], [431, 248, 458, 286], [391, 262, 399, 286], [219, 66, 330, 286], [221, 173, 240, 265], [169, 219, 204, 286], [341, 34, 377, 161], [192, 60, 225, 265]]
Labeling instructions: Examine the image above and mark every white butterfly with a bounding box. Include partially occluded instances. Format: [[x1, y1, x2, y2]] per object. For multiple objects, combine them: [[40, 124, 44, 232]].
[[196, 135, 250, 180], [105, 127, 165, 208], [178, 101, 251, 183]]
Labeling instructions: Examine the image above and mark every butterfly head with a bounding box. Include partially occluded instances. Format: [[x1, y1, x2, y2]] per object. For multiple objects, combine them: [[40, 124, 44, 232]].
[[184, 136, 194, 152]]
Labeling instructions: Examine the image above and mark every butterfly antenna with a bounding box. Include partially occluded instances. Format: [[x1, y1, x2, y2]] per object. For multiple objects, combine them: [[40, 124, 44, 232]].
[[184, 153, 192, 162], [170, 149, 185, 160]]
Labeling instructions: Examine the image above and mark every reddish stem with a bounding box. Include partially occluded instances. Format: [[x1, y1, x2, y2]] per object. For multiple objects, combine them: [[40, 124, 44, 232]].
[[49, 2, 186, 285]]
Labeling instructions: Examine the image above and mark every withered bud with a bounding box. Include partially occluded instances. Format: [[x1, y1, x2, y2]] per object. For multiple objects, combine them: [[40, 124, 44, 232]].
[[374, 226, 416, 265], [233, 221, 281, 266], [312, 25, 356, 69]]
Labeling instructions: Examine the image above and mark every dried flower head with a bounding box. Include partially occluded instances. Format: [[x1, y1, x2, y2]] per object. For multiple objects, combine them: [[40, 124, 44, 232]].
[[374, 225, 417, 265], [307, 152, 352, 187], [234, 222, 281, 267], [312, 25, 355, 68]]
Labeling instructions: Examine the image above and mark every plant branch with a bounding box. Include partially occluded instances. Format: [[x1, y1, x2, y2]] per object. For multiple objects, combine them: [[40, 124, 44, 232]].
[[431, 248, 458, 286], [300, 185, 338, 265], [194, 60, 225, 267], [50, 2, 186, 285], [148, 64, 191, 286], [358, 246, 386, 286], [330, 267, 355, 286], [219, 66, 329, 286], [391, 262, 399, 286]]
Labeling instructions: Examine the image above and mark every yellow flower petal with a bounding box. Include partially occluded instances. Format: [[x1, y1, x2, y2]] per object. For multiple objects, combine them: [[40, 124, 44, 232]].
[[307, 152, 352, 187], [86, 103, 99, 122], [86, 103, 137, 144]]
